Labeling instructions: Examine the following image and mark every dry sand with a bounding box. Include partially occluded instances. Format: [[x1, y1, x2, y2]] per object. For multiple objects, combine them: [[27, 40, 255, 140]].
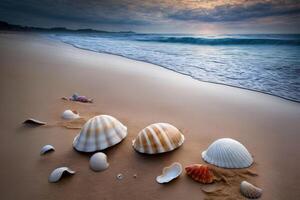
[[0, 33, 299, 200]]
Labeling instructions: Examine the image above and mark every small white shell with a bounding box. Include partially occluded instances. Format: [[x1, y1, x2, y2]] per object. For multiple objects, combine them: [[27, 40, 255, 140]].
[[73, 115, 127, 152], [156, 162, 182, 184], [62, 110, 80, 120], [202, 138, 253, 169], [23, 118, 46, 125], [240, 181, 262, 199], [40, 145, 55, 155], [89, 152, 109, 172], [48, 167, 75, 183]]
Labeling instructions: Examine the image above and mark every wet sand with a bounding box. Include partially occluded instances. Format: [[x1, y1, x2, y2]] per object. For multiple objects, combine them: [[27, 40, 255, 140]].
[[0, 33, 299, 200]]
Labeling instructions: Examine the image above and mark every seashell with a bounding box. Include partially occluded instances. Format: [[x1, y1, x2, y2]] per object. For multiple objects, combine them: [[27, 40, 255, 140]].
[[240, 181, 262, 199], [48, 167, 75, 183], [132, 123, 185, 154], [62, 110, 80, 120], [117, 173, 123, 180], [23, 118, 46, 126], [156, 162, 182, 184], [202, 138, 253, 169], [73, 115, 127, 152], [89, 152, 109, 172], [185, 164, 214, 184], [40, 145, 55, 155]]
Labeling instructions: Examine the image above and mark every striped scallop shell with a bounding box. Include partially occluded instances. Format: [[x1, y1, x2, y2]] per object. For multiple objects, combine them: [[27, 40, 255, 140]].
[[73, 115, 127, 152], [132, 123, 185, 154], [185, 164, 214, 184], [201, 138, 253, 169], [240, 181, 262, 199]]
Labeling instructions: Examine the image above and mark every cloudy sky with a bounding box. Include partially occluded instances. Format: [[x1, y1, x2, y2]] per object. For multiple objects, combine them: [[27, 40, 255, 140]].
[[0, 0, 299, 34]]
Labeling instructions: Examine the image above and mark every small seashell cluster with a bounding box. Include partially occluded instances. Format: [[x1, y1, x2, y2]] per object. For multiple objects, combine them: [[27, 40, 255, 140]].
[[132, 123, 185, 154], [240, 181, 262, 199], [156, 162, 182, 184], [185, 164, 214, 184], [73, 115, 127, 152]]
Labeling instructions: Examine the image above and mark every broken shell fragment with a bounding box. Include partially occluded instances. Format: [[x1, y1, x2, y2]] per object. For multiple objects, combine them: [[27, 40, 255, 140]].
[[48, 167, 75, 183], [40, 145, 55, 155], [89, 152, 109, 172], [62, 110, 80, 120], [23, 118, 46, 126], [240, 181, 262, 199], [156, 162, 182, 184]]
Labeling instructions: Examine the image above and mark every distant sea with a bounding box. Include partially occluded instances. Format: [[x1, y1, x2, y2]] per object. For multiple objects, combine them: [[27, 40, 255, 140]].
[[50, 33, 300, 102]]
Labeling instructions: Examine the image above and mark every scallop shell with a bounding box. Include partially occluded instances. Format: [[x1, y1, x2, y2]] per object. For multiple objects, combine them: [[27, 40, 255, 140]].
[[40, 145, 55, 155], [201, 138, 253, 169], [89, 152, 109, 172], [23, 118, 46, 126], [240, 181, 262, 199], [73, 115, 127, 152], [48, 167, 75, 183], [156, 162, 182, 184], [132, 123, 185, 154], [62, 110, 80, 120], [185, 164, 214, 184]]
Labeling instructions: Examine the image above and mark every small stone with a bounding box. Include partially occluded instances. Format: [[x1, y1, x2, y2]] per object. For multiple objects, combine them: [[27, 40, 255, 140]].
[[117, 173, 123, 180], [133, 174, 137, 178]]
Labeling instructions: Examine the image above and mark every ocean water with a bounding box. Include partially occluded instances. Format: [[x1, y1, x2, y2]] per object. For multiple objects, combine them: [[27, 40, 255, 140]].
[[51, 33, 300, 102]]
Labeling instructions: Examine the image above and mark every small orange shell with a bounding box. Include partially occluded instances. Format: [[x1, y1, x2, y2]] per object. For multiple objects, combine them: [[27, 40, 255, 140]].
[[185, 164, 214, 184]]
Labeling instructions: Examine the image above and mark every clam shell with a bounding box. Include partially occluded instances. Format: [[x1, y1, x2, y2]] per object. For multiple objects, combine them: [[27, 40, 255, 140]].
[[89, 152, 109, 172], [240, 181, 262, 199], [23, 118, 46, 126], [156, 162, 182, 184], [185, 164, 214, 184], [132, 123, 185, 154], [62, 110, 80, 120], [202, 138, 253, 169], [48, 167, 75, 183], [73, 115, 127, 152], [40, 145, 55, 155]]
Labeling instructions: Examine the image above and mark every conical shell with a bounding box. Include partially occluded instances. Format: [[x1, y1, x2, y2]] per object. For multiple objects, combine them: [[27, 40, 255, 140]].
[[132, 123, 185, 154], [62, 110, 80, 120], [201, 138, 253, 169], [240, 181, 262, 199], [73, 115, 127, 152], [40, 145, 55, 155], [156, 162, 182, 184], [185, 164, 214, 184], [48, 167, 75, 183]]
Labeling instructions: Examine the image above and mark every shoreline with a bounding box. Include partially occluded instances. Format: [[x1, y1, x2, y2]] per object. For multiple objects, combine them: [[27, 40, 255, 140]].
[[0, 32, 299, 200], [49, 34, 300, 104]]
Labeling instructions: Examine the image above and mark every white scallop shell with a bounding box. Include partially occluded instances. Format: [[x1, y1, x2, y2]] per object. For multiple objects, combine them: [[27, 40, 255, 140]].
[[240, 181, 262, 199], [48, 167, 75, 183], [89, 152, 109, 172], [132, 123, 185, 154], [40, 145, 55, 155], [62, 110, 80, 120], [201, 138, 253, 168], [73, 115, 127, 152], [156, 162, 182, 184]]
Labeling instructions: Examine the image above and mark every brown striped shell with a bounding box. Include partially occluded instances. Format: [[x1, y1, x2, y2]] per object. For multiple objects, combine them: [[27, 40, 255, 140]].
[[73, 115, 127, 152], [132, 123, 185, 154], [185, 164, 214, 184]]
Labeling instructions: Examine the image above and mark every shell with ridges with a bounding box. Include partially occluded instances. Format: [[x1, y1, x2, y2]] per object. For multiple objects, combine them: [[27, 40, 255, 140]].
[[73, 115, 127, 152], [185, 164, 214, 184], [201, 138, 253, 169], [156, 162, 182, 184], [62, 110, 80, 120], [240, 181, 262, 199], [40, 145, 55, 155], [48, 167, 75, 183], [132, 123, 185, 154]]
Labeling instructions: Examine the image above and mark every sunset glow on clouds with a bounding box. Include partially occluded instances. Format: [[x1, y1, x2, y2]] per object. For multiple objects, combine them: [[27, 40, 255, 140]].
[[0, 0, 299, 33]]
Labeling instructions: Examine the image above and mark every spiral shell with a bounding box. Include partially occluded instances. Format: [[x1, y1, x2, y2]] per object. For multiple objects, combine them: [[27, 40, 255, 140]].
[[240, 181, 262, 199], [202, 138, 253, 169], [132, 123, 184, 154], [185, 164, 214, 184], [73, 115, 127, 152]]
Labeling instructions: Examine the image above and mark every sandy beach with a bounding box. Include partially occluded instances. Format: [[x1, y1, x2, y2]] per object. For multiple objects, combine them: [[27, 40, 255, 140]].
[[0, 33, 299, 200]]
